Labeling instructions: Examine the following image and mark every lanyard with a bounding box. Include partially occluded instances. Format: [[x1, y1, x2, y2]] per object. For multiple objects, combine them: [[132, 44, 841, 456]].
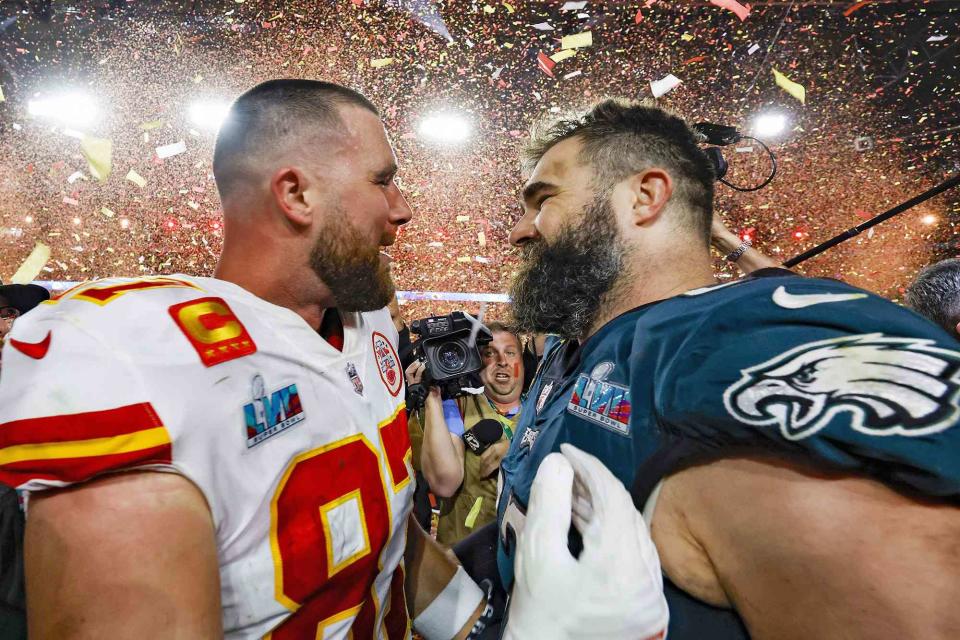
[[480, 395, 520, 440]]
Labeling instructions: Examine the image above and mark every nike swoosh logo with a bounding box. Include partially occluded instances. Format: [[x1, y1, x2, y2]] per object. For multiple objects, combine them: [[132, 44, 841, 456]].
[[10, 331, 52, 359], [772, 286, 868, 309]]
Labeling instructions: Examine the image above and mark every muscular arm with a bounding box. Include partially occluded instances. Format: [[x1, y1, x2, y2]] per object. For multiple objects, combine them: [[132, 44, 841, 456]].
[[404, 514, 483, 639], [419, 392, 466, 498], [652, 456, 960, 640], [25, 471, 222, 639]]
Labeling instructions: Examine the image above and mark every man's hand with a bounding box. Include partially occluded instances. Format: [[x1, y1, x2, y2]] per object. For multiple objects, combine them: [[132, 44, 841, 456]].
[[710, 214, 742, 255], [504, 444, 669, 640], [406, 360, 440, 399], [479, 439, 510, 478], [711, 213, 782, 274], [406, 359, 426, 386]]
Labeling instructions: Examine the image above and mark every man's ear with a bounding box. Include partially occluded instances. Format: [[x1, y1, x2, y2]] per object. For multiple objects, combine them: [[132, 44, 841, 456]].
[[270, 167, 311, 226], [626, 168, 673, 227], [954, 320, 960, 340]]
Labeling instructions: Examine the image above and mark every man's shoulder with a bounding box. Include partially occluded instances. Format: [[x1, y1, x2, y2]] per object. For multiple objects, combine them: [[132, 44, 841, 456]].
[[36, 275, 213, 321], [678, 271, 877, 308], [22, 275, 252, 345]]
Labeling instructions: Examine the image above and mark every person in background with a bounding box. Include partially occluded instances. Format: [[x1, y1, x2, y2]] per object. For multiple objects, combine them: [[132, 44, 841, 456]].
[[0, 283, 49, 640], [0, 284, 50, 373], [406, 323, 524, 545], [904, 258, 960, 339]]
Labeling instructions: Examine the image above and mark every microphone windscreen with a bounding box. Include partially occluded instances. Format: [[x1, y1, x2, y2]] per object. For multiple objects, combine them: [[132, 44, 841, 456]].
[[472, 419, 504, 445]]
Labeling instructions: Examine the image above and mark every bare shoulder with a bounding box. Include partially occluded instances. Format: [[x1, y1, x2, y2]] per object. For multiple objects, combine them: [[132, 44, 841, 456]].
[[652, 456, 960, 640], [26, 472, 222, 639]]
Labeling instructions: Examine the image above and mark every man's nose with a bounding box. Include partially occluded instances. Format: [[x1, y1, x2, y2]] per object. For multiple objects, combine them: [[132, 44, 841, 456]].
[[509, 210, 540, 247], [389, 182, 413, 227]]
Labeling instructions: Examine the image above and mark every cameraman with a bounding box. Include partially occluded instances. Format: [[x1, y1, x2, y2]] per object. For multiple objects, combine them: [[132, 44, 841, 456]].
[[406, 323, 524, 545]]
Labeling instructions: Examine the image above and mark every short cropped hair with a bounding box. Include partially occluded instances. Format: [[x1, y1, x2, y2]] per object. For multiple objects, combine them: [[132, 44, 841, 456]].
[[213, 79, 378, 197], [485, 322, 522, 351], [905, 258, 960, 334], [522, 98, 715, 244]]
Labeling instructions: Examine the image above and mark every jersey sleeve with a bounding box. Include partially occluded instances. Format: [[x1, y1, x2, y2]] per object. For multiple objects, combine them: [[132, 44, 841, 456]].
[[0, 307, 174, 492], [654, 278, 960, 499]]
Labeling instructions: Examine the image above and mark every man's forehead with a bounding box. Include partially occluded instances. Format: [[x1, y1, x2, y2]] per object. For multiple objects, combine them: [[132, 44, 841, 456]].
[[489, 330, 520, 349], [339, 105, 394, 156], [525, 136, 587, 189]]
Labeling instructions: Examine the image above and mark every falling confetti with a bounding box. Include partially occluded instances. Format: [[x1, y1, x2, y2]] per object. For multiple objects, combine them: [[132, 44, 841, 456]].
[[772, 68, 806, 104], [709, 0, 751, 22], [156, 140, 187, 159], [11, 242, 51, 284], [0, 0, 952, 314], [80, 135, 113, 182], [125, 169, 147, 187], [560, 31, 593, 50], [650, 73, 682, 98]]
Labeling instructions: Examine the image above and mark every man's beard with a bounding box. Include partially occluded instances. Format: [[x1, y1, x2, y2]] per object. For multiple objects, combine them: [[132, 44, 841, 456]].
[[309, 216, 395, 312], [509, 194, 628, 340]]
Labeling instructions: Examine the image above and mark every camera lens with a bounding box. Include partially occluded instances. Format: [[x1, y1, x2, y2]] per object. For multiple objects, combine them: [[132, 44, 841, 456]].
[[436, 341, 468, 374]]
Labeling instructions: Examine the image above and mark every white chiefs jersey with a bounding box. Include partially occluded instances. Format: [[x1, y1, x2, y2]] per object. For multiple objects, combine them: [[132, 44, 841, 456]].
[[0, 275, 414, 639]]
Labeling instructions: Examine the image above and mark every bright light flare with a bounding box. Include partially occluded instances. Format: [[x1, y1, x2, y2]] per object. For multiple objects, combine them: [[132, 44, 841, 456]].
[[189, 100, 232, 132], [418, 112, 472, 144], [120, 218, 130, 229], [28, 92, 98, 128], [752, 112, 788, 138], [922, 214, 937, 225]]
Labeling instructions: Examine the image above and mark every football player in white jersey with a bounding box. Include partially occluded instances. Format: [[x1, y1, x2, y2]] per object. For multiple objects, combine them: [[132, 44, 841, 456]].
[[0, 80, 669, 640]]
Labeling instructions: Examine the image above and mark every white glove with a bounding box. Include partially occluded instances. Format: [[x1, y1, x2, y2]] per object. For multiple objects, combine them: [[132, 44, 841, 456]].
[[504, 443, 669, 640]]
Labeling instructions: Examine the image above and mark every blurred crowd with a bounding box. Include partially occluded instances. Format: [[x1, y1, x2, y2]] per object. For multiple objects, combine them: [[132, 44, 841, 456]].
[[0, 0, 955, 309]]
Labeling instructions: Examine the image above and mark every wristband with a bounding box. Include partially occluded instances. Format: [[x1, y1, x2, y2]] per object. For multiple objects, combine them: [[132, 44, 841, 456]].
[[413, 566, 485, 640], [724, 238, 751, 262]]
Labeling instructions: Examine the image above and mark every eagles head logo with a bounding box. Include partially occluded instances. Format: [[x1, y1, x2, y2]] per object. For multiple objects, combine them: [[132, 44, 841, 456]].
[[723, 333, 960, 441]]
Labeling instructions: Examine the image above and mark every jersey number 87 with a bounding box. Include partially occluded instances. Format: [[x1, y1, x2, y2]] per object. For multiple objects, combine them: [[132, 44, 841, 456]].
[[268, 409, 412, 639]]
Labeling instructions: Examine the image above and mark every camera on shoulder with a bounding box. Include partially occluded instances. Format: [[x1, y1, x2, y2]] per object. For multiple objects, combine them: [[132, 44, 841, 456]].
[[407, 311, 493, 407]]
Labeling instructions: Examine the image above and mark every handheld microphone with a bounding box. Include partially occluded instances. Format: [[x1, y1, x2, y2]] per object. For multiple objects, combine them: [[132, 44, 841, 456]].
[[463, 419, 503, 455]]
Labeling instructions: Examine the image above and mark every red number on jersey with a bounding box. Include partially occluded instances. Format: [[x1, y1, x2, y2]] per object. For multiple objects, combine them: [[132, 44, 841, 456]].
[[268, 432, 410, 639], [379, 406, 413, 492]]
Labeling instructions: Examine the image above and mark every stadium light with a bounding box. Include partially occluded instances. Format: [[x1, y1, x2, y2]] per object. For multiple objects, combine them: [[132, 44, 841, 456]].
[[418, 112, 472, 145], [27, 92, 98, 128], [752, 112, 788, 138], [189, 100, 232, 132]]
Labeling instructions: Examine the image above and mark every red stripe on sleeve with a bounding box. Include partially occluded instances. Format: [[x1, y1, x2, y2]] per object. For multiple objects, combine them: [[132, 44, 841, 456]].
[[0, 443, 173, 488], [0, 403, 163, 448]]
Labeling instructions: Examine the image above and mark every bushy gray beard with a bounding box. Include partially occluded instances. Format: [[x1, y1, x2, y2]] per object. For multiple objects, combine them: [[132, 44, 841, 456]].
[[309, 215, 395, 312], [510, 194, 627, 340]]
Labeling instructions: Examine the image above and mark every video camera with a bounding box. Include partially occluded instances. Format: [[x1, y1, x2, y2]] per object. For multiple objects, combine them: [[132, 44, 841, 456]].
[[407, 311, 493, 408]]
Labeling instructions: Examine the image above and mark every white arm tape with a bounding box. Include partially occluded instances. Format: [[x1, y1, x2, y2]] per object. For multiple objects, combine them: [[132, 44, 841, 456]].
[[413, 566, 485, 640]]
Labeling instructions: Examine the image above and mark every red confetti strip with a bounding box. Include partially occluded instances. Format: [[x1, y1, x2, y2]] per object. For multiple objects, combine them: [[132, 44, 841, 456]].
[[843, 0, 872, 17], [536, 51, 556, 78]]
